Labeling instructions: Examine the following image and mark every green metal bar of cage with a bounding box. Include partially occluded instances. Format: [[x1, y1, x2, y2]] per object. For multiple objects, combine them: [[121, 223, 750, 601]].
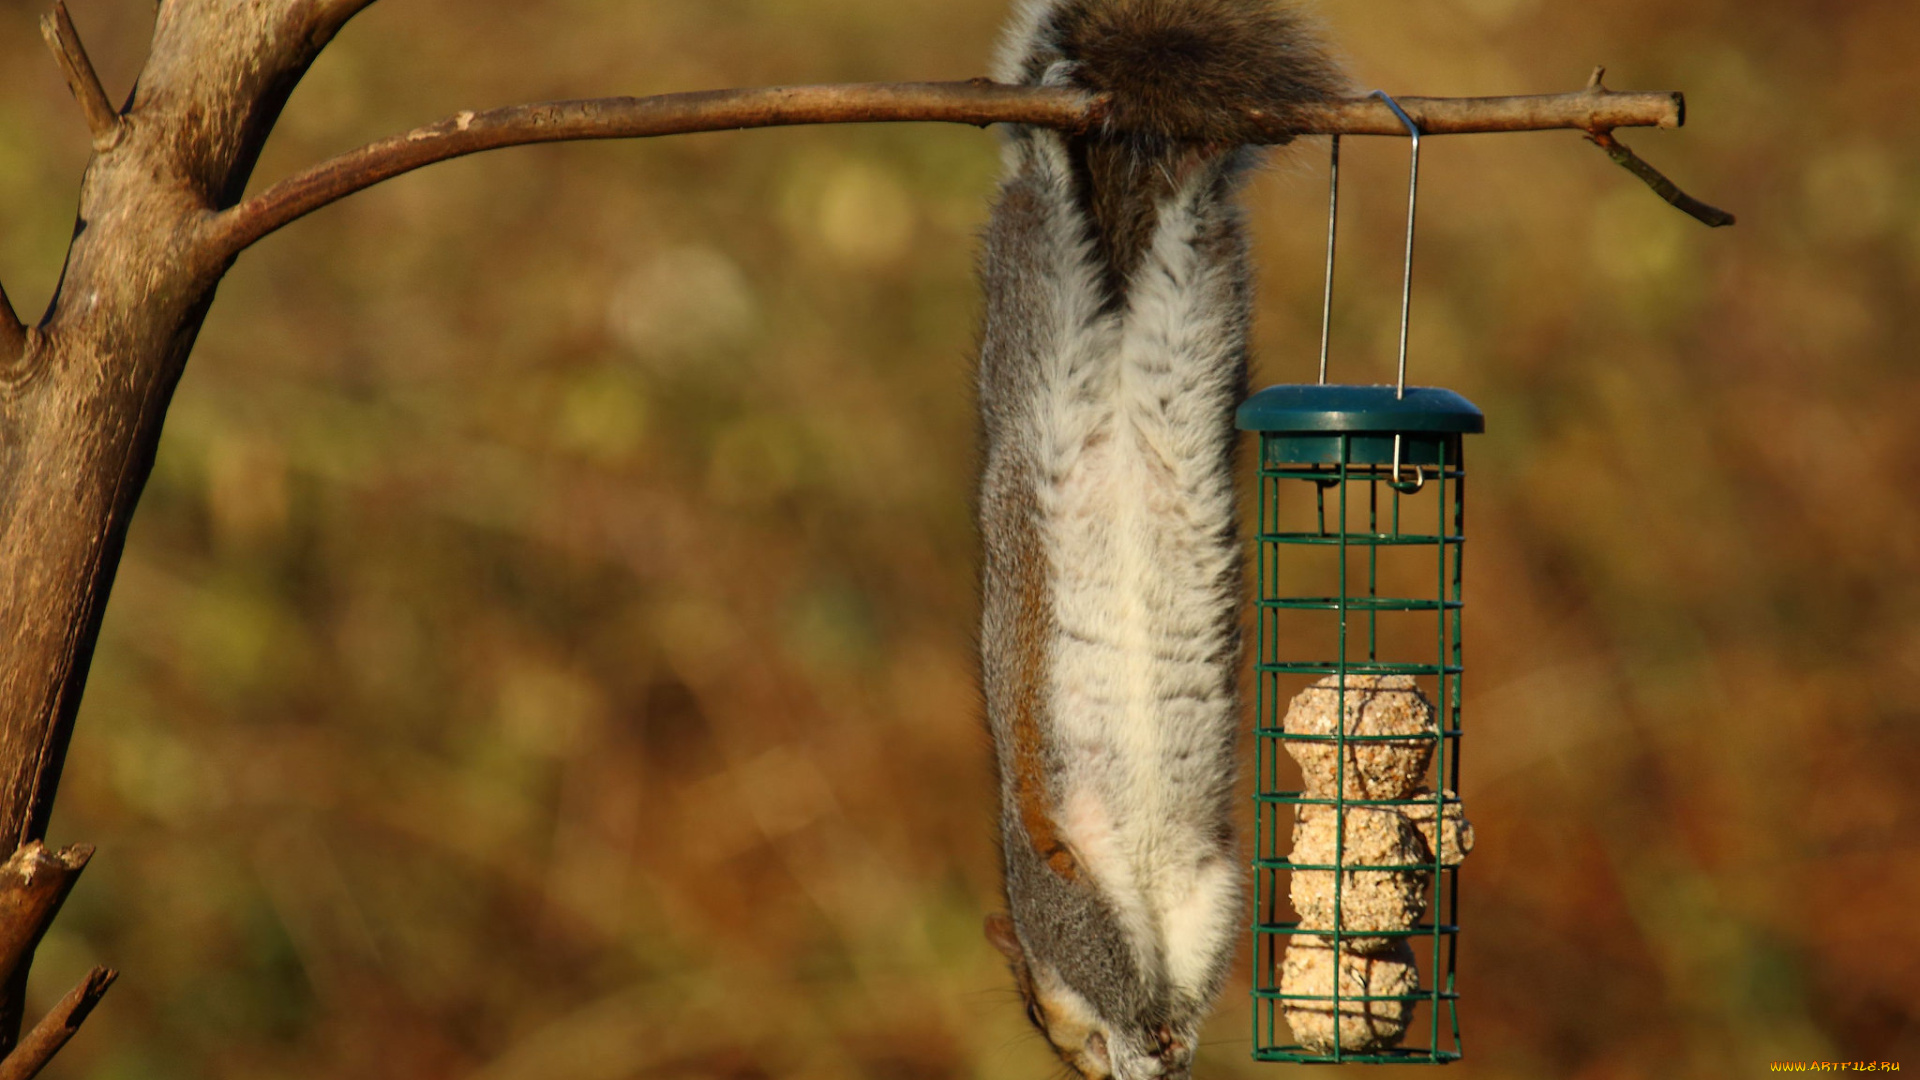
[[1264, 598, 1460, 612], [1330, 434, 1350, 1061], [1255, 439, 1277, 1053], [1258, 531, 1461, 546], [1260, 792, 1466, 805], [1256, 919, 1463, 934], [1257, 661, 1462, 676]]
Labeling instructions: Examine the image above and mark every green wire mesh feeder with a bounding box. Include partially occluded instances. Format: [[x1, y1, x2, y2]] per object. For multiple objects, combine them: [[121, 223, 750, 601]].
[[1242, 94, 1483, 1065]]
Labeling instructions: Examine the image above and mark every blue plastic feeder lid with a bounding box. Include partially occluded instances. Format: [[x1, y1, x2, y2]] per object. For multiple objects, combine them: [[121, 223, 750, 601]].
[[1237, 385, 1484, 467]]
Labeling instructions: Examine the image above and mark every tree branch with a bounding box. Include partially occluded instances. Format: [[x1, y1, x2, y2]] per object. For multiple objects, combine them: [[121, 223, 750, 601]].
[[206, 81, 1685, 258], [39, 2, 122, 151], [201, 81, 1102, 255], [1586, 129, 1735, 228], [0, 966, 115, 1080], [1278, 87, 1681, 137]]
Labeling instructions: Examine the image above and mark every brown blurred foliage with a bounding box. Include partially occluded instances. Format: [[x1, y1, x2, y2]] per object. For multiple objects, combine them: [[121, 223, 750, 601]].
[[2, 0, 1917, 1077]]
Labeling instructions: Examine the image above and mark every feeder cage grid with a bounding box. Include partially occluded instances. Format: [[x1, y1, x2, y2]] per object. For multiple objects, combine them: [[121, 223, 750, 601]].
[[1240, 387, 1480, 1065]]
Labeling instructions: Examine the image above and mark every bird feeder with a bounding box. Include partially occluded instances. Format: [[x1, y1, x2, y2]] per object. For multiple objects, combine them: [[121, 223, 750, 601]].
[[1241, 94, 1483, 1065]]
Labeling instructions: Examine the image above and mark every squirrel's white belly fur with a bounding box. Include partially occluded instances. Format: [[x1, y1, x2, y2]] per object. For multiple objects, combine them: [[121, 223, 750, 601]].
[[1035, 183, 1244, 1002], [978, 2, 1343, 1073]]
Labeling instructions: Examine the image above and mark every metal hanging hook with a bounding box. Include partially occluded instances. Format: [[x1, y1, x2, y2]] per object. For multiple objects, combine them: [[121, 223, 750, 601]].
[[1391, 433, 1427, 494], [1318, 135, 1340, 386], [1371, 90, 1423, 401]]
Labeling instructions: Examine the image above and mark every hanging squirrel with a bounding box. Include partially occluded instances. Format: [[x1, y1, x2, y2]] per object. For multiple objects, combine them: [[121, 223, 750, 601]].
[[976, 1, 1344, 1076]]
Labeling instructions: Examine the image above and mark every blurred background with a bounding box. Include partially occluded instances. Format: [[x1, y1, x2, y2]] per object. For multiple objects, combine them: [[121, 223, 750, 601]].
[[2, 0, 1916, 1076]]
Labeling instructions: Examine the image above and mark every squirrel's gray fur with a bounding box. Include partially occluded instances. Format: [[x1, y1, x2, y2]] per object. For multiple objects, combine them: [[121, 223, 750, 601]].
[[976, 2, 1344, 1077]]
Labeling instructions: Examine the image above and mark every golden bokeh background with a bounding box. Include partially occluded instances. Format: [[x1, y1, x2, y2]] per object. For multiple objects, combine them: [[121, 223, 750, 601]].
[[2, 0, 1917, 1076]]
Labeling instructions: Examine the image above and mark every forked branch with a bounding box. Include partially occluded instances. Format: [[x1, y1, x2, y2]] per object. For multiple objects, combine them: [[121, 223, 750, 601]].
[[1576, 68, 1732, 228], [39, 2, 121, 150], [206, 81, 1691, 258]]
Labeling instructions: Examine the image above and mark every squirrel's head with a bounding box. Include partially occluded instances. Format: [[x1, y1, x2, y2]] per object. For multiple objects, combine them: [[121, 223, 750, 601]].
[[988, 912, 1203, 1080]]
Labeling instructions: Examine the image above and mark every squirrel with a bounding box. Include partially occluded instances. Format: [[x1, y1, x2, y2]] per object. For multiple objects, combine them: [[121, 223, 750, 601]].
[[975, 1, 1344, 1077]]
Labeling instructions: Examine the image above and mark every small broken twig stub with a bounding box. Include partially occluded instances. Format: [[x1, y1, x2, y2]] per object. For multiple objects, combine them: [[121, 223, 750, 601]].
[[0, 966, 116, 1080], [39, 2, 122, 151], [1587, 129, 1736, 227], [0, 843, 93, 989]]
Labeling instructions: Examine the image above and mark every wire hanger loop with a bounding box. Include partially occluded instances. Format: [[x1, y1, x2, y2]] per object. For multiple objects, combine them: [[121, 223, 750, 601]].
[[1371, 89, 1423, 401], [1314, 93, 1424, 396]]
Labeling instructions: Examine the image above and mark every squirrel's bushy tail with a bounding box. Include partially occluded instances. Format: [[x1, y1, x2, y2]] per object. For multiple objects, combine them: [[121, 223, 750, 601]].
[[995, 0, 1347, 144], [992, 0, 1346, 304]]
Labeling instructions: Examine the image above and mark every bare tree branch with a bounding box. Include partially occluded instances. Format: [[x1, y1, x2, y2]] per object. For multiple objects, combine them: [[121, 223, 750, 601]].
[[39, 2, 122, 151], [0, 966, 115, 1080], [203, 81, 1103, 256], [1587, 129, 1735, 227], [206, 82, 1684, 258]]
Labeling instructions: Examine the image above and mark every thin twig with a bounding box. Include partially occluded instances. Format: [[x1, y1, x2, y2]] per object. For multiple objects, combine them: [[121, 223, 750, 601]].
[[206, 81, 1684, 257], [0, 967, 115, 1080], [1587, 129, 1736, 227], [0, 284, 23, 367], [39, 2, 121, 151]]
